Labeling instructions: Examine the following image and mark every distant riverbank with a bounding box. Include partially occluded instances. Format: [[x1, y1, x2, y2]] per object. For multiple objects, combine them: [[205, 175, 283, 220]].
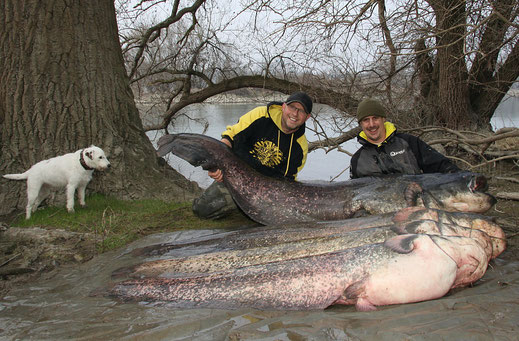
[[135, 89, 286, 106]]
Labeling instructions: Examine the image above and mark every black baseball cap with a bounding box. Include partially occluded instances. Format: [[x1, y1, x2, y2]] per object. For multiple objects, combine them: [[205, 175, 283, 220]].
[[285, 92, 313, 114]]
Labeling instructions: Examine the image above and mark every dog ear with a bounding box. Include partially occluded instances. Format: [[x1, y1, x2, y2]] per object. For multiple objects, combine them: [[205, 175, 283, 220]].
[[86, 150, 93, 160]]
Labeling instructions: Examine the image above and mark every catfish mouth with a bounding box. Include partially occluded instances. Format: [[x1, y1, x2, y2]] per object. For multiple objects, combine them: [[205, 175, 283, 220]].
[[469, 175, 488, 193]]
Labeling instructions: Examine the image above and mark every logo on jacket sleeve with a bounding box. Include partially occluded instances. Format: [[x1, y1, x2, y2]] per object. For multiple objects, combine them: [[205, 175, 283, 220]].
[[250, 140, 283, 167]]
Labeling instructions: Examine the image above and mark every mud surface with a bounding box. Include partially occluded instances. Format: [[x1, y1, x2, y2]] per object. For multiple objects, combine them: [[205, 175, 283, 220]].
[[0, 226, 98, 295]]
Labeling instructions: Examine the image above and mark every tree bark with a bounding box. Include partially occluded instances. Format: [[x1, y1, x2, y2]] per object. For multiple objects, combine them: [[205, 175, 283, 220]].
[[0, 0, 200, 216], [428, 0, 472, 128]]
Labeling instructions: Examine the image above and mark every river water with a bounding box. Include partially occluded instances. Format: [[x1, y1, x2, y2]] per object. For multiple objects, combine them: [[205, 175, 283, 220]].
[[147, 95, 519, 189], [0, 97, 518, 340]]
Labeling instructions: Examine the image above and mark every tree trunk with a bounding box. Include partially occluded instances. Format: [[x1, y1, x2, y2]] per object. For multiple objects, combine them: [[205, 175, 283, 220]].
[[0, 0, 200, 217], [428, 0, 472, 129]]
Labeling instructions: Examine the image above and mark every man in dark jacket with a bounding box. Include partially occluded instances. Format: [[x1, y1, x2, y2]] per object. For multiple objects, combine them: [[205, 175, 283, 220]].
[[350, 98, 460, 179], [193, 91, 313, 219]]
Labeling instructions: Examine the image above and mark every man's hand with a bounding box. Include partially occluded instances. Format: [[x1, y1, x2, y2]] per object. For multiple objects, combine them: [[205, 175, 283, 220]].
[[209, 169, 224, 182], [221, 138, 232, 148], [207, 138, 231, 182]]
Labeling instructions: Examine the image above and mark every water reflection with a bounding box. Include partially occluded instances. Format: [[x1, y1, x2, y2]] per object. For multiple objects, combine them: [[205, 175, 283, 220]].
[[493, 94, 519, 129]]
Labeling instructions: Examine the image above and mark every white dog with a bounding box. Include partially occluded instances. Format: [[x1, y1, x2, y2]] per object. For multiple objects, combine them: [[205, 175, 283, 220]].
[[3, 146, 111, 219]]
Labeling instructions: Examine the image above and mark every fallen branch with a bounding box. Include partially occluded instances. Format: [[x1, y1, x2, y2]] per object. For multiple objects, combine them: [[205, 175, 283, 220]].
[[470, 154, 519, 169], [308, 126, 361, 152], [0, 267, 36, 277], [0, 253, 21, 268], [496, 176, 519, 184], [495, 192, 519, 201]]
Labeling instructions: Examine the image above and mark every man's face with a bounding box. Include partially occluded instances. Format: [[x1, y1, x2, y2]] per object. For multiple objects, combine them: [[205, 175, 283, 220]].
[[359, 116, 386, 144], [281, 102, 310, 134]]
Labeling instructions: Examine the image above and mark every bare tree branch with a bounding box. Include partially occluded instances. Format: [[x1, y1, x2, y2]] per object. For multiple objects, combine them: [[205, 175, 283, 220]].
[[128, 0, 206, 79], [143, 75, 358, 132]]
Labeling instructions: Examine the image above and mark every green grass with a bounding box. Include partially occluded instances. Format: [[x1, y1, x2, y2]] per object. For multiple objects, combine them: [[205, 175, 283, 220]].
[[11, 194, 256, 252]]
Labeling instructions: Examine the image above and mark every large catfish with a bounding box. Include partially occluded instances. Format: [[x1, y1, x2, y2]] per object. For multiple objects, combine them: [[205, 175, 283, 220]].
[[131, 207, 505, 258], [106, 234, 489, 311], [112, 219, 496, 280], [157, 133, 496, 225]]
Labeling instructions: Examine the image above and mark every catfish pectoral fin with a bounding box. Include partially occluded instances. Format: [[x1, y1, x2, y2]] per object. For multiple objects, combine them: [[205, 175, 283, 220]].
[[339, 279, 378, 311], [383, 234, 418, 254], [392, 207, 428, 223], [355, 298, 378, 312]]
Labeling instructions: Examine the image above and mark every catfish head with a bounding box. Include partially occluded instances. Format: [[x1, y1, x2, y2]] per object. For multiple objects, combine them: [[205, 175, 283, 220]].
[[428, 234, 489, 287], [419, 172, 496, 214]]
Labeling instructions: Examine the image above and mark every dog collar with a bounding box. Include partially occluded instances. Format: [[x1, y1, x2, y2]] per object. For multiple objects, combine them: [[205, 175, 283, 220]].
[[80, 149, 94, 171]]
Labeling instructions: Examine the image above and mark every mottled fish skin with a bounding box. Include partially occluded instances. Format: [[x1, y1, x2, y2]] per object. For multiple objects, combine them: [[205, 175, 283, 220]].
[[114, 227, 399, 279], [157, 133, 496, 225], [130, 212, 398, 257], [107, 234, 488, 311]]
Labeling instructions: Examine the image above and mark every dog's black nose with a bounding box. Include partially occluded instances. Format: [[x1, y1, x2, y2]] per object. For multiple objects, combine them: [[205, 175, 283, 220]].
[[107, 164, 111, 168]]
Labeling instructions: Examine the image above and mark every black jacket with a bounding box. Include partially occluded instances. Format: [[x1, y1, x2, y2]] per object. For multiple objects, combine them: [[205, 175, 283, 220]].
[[350, 122, 460, 179]]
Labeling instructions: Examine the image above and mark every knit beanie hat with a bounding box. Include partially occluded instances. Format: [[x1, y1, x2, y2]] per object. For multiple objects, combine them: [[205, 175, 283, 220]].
[[356, 98, 386, 122], [286, 92, 313, 114]]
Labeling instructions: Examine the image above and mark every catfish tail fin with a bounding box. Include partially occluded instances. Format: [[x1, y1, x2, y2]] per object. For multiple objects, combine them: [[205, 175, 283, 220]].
[[156, 133, 225, 171]]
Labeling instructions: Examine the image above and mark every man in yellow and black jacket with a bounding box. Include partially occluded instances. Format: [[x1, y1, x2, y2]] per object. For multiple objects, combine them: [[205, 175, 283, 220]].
[[192, 91, 313, 219]]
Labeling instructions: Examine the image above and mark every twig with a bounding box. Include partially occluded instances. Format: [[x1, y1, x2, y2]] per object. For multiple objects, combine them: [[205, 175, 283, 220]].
[[496, 176, 519, 184], [330, 165, 350, 182], [495, 192, 519, 201], [0, 253, 21, 268], [470, 155, 519, 169]]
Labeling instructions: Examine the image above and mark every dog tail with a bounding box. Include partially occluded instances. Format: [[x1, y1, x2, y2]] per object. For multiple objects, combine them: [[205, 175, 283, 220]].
[[3, 172, 29, 180]]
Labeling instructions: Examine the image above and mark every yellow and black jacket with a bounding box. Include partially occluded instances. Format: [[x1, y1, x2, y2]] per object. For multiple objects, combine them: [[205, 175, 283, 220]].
[[221, 102, 308, 181]]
